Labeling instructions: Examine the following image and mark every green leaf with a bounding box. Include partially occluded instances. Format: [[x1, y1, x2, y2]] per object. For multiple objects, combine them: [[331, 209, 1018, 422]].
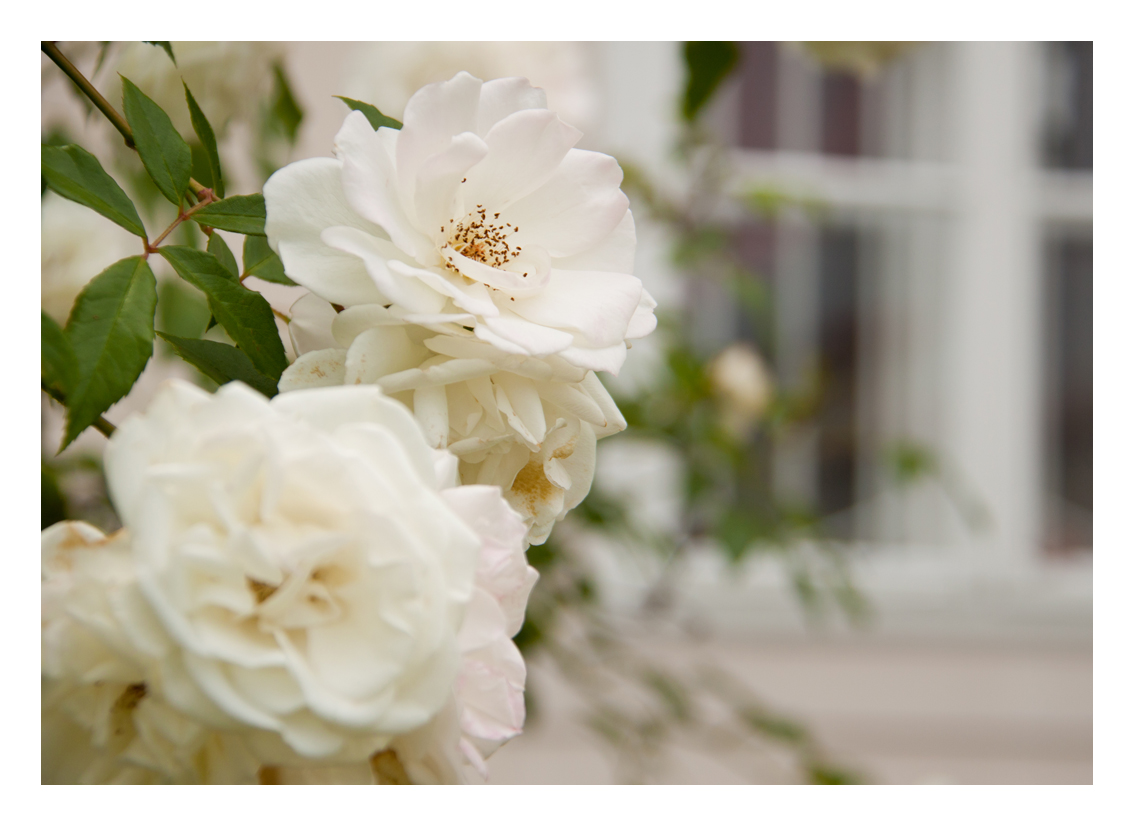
[[269, 64, 304, 145], [63, 257, 157, 448], [42, 311, 78, 397], [334, 96, 402, 130], [144, 41, 176, 65], [682, 41, 740, 122], [190, 194, 266, 235], [242, 235, 294, 285], [158, 333, 278, 398], [159, 246, 288, 380], [207, 233, 239, 279], [122, 76, 192, 206], [184, 82, 224, 198], [197, 234, 232, 339], [157, 279, 211, 340], [41, 144, 147, 237]]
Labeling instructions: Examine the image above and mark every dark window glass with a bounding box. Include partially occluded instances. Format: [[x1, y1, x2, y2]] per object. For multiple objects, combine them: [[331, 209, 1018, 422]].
[[1042, 42, 1092, 170], [738, 42, 778, 150], [821, 72, 862, 157], [817, 227, 860, 527], [1044, 233, 1092, 550]]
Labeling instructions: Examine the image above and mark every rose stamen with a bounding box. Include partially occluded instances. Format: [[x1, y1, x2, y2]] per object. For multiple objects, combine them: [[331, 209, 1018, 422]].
[[441, 207, 521, 275]]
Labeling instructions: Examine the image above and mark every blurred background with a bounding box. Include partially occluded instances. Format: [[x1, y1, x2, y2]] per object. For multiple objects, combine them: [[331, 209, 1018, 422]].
[[42, 41, 1092, 784]]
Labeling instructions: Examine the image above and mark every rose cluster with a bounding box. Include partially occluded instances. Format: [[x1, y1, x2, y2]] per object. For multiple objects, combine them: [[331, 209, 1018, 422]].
[[43, 72, 653, 784], [265, 71, 655, 544]]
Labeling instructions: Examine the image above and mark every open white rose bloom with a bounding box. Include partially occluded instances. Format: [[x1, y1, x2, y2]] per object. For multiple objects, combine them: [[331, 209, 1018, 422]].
[[265, 72, 653, 543], [263, 71, 655, 373], [42, 380, 536, 784]]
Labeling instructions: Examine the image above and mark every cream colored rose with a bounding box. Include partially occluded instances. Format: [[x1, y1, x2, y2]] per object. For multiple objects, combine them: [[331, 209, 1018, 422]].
[[280, 295, 626, 544], [102, 380, 486, 763], [708, 343, 774, 439]]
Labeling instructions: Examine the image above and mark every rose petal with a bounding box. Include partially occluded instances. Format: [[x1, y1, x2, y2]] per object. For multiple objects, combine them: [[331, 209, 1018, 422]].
[[263, 157, 387, 307], [503, 148, 629, 259], [334, 111, 433, 261], [279, 349, 348, 392], [288, 293, 340, 356], [511, 269, 643, 350], [463, 108, 582, 213]]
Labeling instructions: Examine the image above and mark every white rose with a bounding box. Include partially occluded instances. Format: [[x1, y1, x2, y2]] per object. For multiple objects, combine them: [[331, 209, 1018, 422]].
[[280, 295, 626, 544], [44, 381, 538, 783], [708, 343, 774, 439], [41, 192, 141, 325], [101, 379, 500, 764], [41, 521, 259, 784], [264, 71, 657, 376]]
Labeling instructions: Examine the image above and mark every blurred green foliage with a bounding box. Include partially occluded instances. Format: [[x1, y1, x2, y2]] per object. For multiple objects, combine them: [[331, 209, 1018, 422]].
[[681, 42, 739, 122]]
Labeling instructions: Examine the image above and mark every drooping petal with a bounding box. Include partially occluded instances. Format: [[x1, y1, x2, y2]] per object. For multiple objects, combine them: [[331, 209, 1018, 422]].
[[493, 373, 547, 447], [378, 358, 497, 394], [625, 287, 659, 340], [279, 349, 348, 392], [345, 326, 429, 386], [288, 293, 340, 356], [386, 260, 500, 318], [511, 269, 643, 350], [557, 342, 628, 375], [479, 312, 575, 358], [579, 372, 628, 437], [332, 304, 404, 349], [532, 379, 608, 428]]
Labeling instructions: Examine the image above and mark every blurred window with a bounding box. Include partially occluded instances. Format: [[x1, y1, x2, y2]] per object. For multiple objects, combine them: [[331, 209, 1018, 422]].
[[721, 42, 1091, 553]]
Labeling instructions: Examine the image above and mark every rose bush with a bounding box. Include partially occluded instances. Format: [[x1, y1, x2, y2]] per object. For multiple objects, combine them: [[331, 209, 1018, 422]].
[[279, 294, 626, 543], [264, 71, 656, 375]]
